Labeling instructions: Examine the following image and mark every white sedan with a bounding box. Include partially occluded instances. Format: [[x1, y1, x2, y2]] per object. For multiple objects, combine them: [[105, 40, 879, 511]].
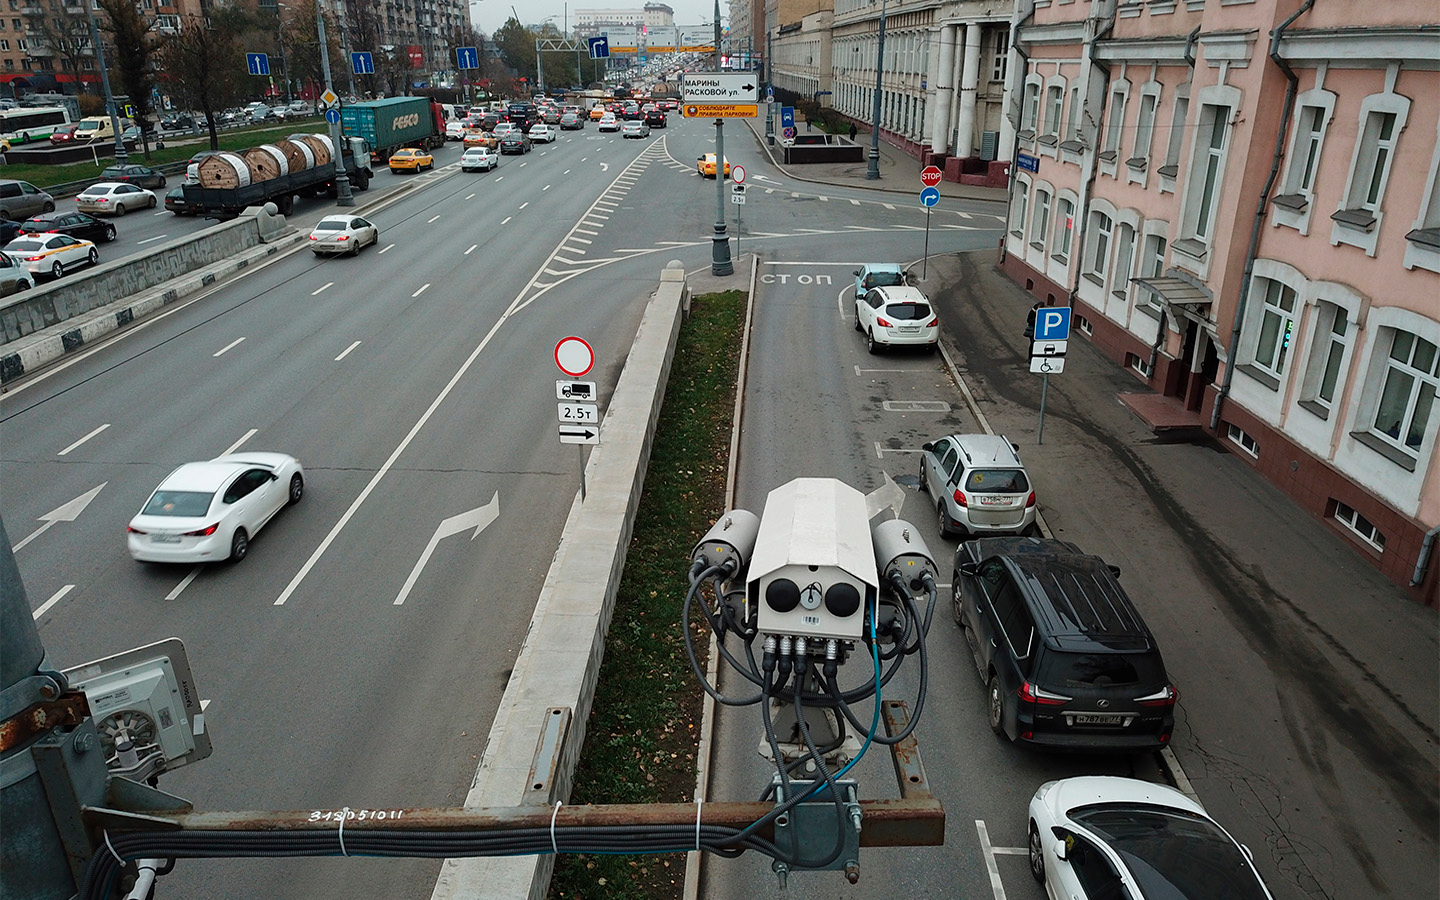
[[527, 123, 557, 143], [1029, 777, 1275, 900], [3, 233, 98, 279], [74, 182, 158, 216], [308, 214, 378, 255], [597, 113, 620, 132], [127, 453, 304, 564], [461, 146, 498, 171]]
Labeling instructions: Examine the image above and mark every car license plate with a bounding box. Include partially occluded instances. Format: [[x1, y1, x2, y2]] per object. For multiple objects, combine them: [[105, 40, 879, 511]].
[[1072, 713, 1124, 726], [898, 325, 921, 333], [151, 534, 181, 544], [978, 495, 1009, 506]]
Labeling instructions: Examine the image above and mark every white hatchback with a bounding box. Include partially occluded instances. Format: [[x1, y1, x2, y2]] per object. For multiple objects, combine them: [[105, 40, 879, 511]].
[[854, 284, 939, 353]]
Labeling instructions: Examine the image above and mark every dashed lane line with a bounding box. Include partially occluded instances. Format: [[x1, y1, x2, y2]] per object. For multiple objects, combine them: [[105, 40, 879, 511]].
[[58, 423, 110, 456]]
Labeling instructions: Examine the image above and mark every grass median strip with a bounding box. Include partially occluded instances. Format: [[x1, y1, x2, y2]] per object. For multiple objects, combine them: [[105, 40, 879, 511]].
[[549, 289, 746, 900]]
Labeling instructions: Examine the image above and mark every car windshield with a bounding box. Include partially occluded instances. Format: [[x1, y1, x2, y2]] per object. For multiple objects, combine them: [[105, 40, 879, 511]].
[[964, 468, 1030, 494], [884, 302, 932, 321], [1072, 807, 1270, 900], [141, 490, 214, 517], [1034, 651, 1164, 688]]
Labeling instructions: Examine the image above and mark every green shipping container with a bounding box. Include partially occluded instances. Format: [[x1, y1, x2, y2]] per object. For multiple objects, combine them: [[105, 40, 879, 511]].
[[341, 97, 436, 155]]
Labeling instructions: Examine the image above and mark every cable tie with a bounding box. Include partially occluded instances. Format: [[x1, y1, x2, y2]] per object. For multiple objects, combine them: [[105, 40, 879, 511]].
[[550, 800, 563, 856], [103, 829, 123, 864], [337, 807, 350, 857], [694, 797, 703, 850]]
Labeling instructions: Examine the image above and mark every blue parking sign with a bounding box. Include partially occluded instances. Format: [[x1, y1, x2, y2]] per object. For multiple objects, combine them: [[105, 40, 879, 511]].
[[1034, 307, 1072, 341]]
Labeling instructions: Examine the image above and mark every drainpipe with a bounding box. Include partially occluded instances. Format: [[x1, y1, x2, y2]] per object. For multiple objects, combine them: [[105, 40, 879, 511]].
[[1067, 4, 1115, 309], [1148, 310, 1168, 373], [1414, 524, 1440, 586], [1184, 23, 1201, 68], [999, 0, 1037, 266], [1209, 0, 1316, 431]]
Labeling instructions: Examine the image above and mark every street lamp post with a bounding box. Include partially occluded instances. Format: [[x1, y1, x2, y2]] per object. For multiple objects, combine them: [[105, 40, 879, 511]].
[[83, 1, 127, 164], [316, 0, 353, 206], [866, 0, 888, 180], [275, 4, 291, 104], [709, 0, 732, 276]]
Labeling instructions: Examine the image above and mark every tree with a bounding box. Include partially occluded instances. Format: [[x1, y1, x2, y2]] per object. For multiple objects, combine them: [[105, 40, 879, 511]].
[[29, 8, 94, 95], [492, 17, 535, 84], [155, 9, 247, 150], [97, 0, 157, 158], [281, 0, 345, 104]]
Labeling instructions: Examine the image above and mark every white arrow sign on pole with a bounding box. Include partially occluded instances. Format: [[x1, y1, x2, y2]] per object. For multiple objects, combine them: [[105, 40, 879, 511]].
[[393, 492, 500, 605], [14, 483, 107, 552]]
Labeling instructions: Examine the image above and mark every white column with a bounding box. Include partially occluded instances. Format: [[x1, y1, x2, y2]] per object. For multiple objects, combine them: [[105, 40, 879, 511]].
[[929, 24, 957, 154], [998, 36, 1021, 160], [954, 23, 983, 158]]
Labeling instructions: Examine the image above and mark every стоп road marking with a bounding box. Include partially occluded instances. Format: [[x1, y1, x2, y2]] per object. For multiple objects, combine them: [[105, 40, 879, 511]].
[[312, 281, 333, 296], [223, 428, 258, 455], [32, 584, 74, 621], [58, 423, 110, 456], [335, 341, 361, 361], [213, 337, 245, 357]]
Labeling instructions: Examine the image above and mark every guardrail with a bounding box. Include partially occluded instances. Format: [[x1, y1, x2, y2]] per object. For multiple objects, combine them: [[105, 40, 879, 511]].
[[42, 160, 192, 201]]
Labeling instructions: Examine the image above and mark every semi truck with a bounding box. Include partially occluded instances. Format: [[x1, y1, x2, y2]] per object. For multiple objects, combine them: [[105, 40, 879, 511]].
[[180, 135, 374, 218], [341, 97, 446, 163]]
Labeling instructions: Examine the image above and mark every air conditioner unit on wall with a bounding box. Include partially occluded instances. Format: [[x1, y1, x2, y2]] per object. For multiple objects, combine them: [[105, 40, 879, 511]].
[[981, 130, 999, 162]]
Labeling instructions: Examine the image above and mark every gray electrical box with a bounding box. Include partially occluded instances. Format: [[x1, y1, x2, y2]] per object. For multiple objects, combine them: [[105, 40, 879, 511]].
[[981, 130, 1000, 162]]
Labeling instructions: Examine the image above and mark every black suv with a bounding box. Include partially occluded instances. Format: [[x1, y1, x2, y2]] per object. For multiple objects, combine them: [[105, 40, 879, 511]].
[[952, 537, 1177, 751], [644, 108, 667, 128]]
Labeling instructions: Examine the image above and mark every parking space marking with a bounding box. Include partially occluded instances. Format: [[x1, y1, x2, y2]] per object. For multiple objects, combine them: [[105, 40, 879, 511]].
[[32, 584, 75, 621], [975, 820, 1010, 900], [213, 337, 245, 357], [223, 428, 258, 455], [153, 210, 167, 217], [853, 365, 913, 374], [312, 281, 333, 296], [335, 341, 361, 362], [58, 423, 110, 456], [874, 443, 923, 459], [882, 400, 952, 413], [164, 566, 203, 601]]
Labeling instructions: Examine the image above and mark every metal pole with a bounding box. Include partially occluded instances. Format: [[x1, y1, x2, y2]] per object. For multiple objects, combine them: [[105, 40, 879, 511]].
[[536, 40, 544, 96], [866, 0, 888, 180], [923, 205, 930, 280], [1037, 373, 1048, 444], [84, 3, 127, 164], [578, 446, 586, 501], [317, 1, 354, 206], [710, 0, 732, 276], [764, 29, 774, 145], [735, 191, 741, 262]]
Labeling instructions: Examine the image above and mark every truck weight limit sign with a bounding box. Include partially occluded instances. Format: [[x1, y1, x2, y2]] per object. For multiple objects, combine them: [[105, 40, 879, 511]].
[[555, 336, 594, 378]]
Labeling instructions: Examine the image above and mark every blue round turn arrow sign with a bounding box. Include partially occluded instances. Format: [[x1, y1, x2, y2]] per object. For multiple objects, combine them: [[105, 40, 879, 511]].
[[919, 186, 940, 208]]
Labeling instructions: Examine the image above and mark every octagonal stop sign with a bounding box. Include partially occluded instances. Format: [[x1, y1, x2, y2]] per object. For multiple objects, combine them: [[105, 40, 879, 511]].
[[920, 165, 943, 188]]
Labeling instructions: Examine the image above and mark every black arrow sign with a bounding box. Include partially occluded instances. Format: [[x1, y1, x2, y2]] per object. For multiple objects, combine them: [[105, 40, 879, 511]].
[[742, 83, 755, 91], [560, 427, 597, 439]]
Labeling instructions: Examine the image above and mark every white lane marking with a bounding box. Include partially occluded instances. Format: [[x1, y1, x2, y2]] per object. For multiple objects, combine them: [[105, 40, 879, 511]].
[[818, 196, 829, 202], [223, 428, 258, 455], [576, 228, 598, 235], [412, 283, 430, 298], [854, 365, 916, 374], [427, 215, 441, 223], [883, 203, 896, 210], [465, 244, 478, 254], [882, 400, 953, 412], [312, 281, 333, 296], [379, 244, 394, 254], [32, 584, 74, 621], [213, 337, 245, 357], [563, 247, 586, 255], [165, 566, 203, 601], [153, 210, 167, 217], [519, 201, 529, 209], [465, 193, 476, 200], [957, 211, 973, 219], [58, 423, 110, 456], [543, 184, 551, 191], [581, 157, 588, 162], [587, 213, 609, 220], [495, 176, 503, 182], [519, 162, 527, 168], [850, 199, 861, 206], [564, 169, 571, 175], [569, 236, 592, 244], [335, 341, 362, 361], [769, 261, 867, 266], [136, 234, 170, 245], [501, 216, 512, 225], [975, 820, 1009, 900]]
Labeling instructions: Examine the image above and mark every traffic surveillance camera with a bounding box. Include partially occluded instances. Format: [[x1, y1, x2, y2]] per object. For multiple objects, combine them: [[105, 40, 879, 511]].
[[746, 478, 879, 640], [693, 508, 760, 577], [870, 519, 937, 591], [62, 637, 211, 781]]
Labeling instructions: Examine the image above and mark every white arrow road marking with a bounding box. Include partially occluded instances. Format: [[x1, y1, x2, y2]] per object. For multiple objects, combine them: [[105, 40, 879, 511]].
[[394, 493, 499, 605], [32, 584, 75, 620], [58, 423, 110, 456], [864, 471, 906, 520], [14, 483, 106, 551], [600, 162, 609, 171], [752, 174, 781, 184]]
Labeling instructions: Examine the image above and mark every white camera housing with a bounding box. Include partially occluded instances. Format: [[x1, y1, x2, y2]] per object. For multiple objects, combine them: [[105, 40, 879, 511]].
[[62, 637, 211, 775], [746, 478, 878, 640]]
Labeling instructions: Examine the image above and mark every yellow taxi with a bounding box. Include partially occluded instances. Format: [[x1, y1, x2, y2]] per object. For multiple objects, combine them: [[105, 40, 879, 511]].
[[388, 148, 434, 173], [463, 131, 498, 149], [697, 153, 731, 179], [589, 105, 607, 121]]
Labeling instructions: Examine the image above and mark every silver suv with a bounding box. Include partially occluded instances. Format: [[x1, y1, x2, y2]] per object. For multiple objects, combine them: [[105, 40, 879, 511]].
[[920, 433, 1038, 538], [0, 180, 55, 221]]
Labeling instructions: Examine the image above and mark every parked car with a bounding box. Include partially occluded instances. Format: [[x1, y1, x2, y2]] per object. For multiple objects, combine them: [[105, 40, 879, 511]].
[[952, 537, 1179, 750], [308, 214, 378, 256], [75, 182, 158, 216], [19, 211, 117, 244], [0, 180, 56, 221], [621, 120, 651, 139], [854, 285, 939, 353], [853, 263, 907, 298], [160, 113, 196, 131], [100, 164, 167, 189], [919, 434, 1037, 538], [461, 146, 498, 171], [528, 123, 557, 143], [3, 233, 98, 279], [387, 148, 434, 172], [1028, 776, 1275, 899], [126, 453, 304, 564], [0, 249, 34, 296]]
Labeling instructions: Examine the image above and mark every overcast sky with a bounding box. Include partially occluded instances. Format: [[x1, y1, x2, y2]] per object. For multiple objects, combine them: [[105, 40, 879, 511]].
[[468, 1, 726, 35]]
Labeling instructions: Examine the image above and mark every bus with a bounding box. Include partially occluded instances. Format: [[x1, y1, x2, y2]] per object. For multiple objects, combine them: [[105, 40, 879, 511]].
[[0, 106, 73, 144]]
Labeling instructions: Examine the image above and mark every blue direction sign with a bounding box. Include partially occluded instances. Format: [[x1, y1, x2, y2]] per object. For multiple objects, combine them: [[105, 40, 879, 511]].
[[920, 186, 941, 208], [1016, 151, 1040, 174], [780, 106, 795, 129], [351, 51, 374, 75], [588, 36, 610, 59], [456, 46, 479, 70], [246, 52, 270, 76], [1034, 306, 1072, 341], [325, 108, 341, 125]]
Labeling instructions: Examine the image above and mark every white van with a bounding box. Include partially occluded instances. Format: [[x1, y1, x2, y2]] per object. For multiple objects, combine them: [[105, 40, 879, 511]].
[[72, 116, 132, 142]]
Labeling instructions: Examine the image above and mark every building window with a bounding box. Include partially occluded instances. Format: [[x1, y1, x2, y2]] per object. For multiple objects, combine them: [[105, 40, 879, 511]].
[[1054, 197, 1074, 261], [1302, 302, 1351, 412], [1287, 104, 1326, 196], [1371, 329, 1438, 454], [1252, 279, 1297, 378], [1226, 423, 1259, 458], [1044, 84, 1063, 139], [1067, 85, 1082, 140], [1142, 233, 1167, 280], [1104, 89, 1126, 154], [0, 39, 7, 51], [991, 30, 1008, 83], [1032, 189, 1051, 251], [1128, 353, 1154, 378], [1021, 80, 1039, 134], [1011, 186, 1028, 238], [1332, 501, 1386, 551], [1347, 110, 1399, 213], [1132, 92, 1157, 165], [1193, 105, 1230, 241], [1112, 223, 1136, 301], [1087, 212, 1112, 282]]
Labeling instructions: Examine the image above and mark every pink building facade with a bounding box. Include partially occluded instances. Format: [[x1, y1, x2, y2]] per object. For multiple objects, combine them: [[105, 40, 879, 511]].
[[1000, 0, 1440, 604]]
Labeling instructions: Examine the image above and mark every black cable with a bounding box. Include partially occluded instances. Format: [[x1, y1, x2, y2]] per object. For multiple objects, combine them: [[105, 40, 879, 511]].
[[791, 655, 851, 870], [680, 566, 764, 706]]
